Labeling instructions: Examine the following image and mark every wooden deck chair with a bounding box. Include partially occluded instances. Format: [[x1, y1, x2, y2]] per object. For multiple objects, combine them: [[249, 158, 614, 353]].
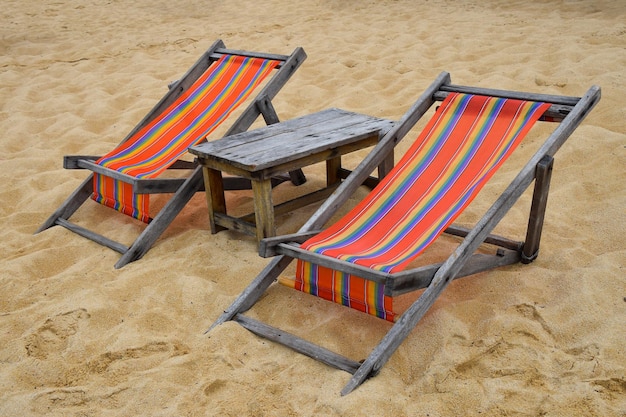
[[36, 40, 307, 268], [208, 72, 601, 395]]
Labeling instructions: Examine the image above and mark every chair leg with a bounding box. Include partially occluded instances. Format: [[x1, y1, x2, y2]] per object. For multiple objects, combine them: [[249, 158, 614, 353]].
[[288, 169, 308, 186], [115, 166, 205, 268], [36, 174, 94, 233], [522, 155, 554, 263]]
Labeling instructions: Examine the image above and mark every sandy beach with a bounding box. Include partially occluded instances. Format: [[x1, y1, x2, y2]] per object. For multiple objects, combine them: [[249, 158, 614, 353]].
[[1, 0, 625, 415]]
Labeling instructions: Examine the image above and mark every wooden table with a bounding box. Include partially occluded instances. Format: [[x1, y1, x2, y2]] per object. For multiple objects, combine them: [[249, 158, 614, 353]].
[[189, 108, 394, 243]]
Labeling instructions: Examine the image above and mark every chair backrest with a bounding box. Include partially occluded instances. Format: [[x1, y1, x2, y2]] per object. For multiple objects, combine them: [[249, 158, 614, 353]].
[[96, 55, 280, 177], [91, 54, 282, 222], [294, 93, 551, 321]]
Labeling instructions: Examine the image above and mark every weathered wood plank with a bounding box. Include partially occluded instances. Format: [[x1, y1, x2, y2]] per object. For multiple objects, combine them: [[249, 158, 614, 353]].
[[134, 178, 187, 194], [56, 218, 129, 254], [190, 109, 392, 159], [199, 108, 365, 153], [255, 94, 307, 186], [378, 148, 395, 179], [197, 132, 382, 182], [433, 90, 576, 121], [216, 121, 392, 169], [259, 230, 322, 257], [196, 157, 255, 179], [276, 242, 390, 284], [203, 167, 227, 234], [63, 155, 100, 169], [253, 135, 382, 179], [521, 155, 554, 263], [234, 314, 361, 374], [336, 168, 381, 189], [211, 48, 291, 67], [444, 224, 523, 252], [437, 85, 581, 106], [214, 213, 257, 236], [252, 179, 275, 241], [326, 156, 342, 186], [67, 156, 200, 194], [169, 159, 197, 169], [232, 182, 337, 239], [73, 158, 140, 186], [271, 185, 338, 218], [230, 116, 391, 157], [387, 249, 521, 296]]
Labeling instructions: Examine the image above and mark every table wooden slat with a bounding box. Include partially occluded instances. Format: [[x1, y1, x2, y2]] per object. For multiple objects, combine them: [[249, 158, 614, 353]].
[[189, 109, 394, 172]]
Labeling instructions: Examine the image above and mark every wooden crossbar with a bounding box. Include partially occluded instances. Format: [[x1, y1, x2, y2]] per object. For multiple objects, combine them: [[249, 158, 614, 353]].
[[438, 84, 580, 106], [434, 87, 577, 122], [211, 48, 291, 67], [55, 218, 129, 254], [234, 314, 362, 374]]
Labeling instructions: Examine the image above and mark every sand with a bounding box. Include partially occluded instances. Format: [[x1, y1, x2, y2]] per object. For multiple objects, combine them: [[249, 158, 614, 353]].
[[1, 0, 625, 415]]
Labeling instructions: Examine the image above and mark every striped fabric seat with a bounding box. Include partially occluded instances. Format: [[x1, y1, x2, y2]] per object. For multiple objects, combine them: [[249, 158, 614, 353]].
[[92, 55, 279, 223], [295, 93, 551, 321]]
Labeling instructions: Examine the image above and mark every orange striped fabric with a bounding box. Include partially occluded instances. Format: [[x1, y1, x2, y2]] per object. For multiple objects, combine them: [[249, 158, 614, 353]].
[[295, 93, 550, 321], [92, 55, 279, 222]]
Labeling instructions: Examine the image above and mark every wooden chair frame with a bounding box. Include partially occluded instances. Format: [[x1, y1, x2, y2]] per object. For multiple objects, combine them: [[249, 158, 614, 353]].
[[207, 72, 601, 395], [36, 40, 307, 268]]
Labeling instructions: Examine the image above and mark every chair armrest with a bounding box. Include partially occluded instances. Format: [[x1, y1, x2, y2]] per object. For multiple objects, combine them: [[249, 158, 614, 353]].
[[63, 155, 100, 169], [259, 230, 322, 257]]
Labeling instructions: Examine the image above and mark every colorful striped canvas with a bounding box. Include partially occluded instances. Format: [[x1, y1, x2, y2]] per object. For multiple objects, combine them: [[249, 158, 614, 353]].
[[92, 55, 279, 223], [295, 93, 551, 321]]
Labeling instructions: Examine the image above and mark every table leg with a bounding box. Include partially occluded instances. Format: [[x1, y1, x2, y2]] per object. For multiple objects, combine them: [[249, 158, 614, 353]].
[[251, 178, 275, 242], [378, 149, 395, 179], [326, 156, 342, 186], [202, 167, 227, 234]]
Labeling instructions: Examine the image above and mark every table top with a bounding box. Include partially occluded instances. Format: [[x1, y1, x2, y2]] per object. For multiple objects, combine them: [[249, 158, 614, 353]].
[[189, 108, 394, 172]]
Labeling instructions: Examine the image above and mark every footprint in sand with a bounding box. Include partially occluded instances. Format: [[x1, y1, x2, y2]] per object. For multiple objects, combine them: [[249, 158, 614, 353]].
[[24, 309, 90, 359], [85, 341, 190, 375], [31, 386, 129, 413]]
